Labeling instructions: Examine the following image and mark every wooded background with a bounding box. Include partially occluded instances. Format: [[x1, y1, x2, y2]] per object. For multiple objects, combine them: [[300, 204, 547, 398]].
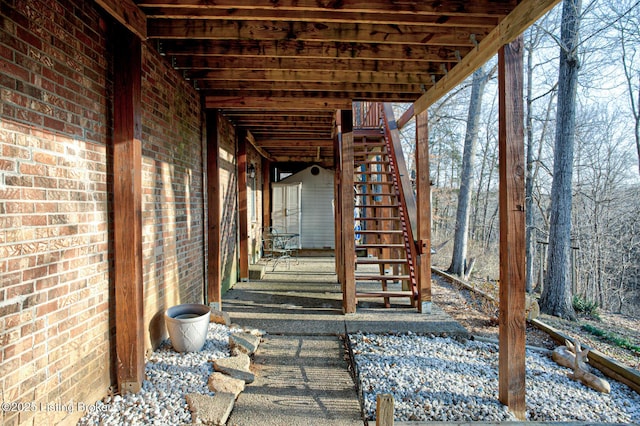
[[398, 0, 640, 317]]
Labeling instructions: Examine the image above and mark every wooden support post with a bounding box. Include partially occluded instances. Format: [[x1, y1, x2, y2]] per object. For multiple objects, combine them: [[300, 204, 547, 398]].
[[238, 131, 249, 281], [376, 394, 394, 426], [262, 157, 271, 230], [334, 112, 344, 284], [415, 110, 433, 313], [498, 35, 526, 420], [112, 25, 144, 394], [341, 109, 356, 313], [206, 111, 222, 308]]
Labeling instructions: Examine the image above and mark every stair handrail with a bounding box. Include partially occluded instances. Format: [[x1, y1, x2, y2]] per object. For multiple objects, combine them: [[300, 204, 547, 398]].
[[381, 102, 419, 249], [355, 101, 383, 128]]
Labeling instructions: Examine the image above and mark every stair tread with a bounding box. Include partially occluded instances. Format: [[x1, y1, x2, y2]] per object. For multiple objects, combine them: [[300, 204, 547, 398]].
[[357, 258, 408, 264], [356, 217, 401, 220], [356, 290, 414, 298], [357, 274, 411, 279], [356, 182, 395, 185], [357, 230, 403, 234], [356, 243, 405, 248]]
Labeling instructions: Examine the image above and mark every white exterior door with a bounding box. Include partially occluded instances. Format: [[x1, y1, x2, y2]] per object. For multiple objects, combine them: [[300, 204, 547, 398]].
[[271, 182, 302, 248]]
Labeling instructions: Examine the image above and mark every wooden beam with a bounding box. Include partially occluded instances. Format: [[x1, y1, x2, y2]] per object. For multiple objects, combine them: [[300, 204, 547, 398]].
[[334, 119, 343, 285], [112, 25, 144, 394], [203, 90, 420, 103], [245, 130, 275, 161], [256, 140, 334, 148], [144, 8, 502, 26], [262, 158, 271, 231], [138, 0, 517, 17], [206, 97, 351, 110], [271, 156, 334, 166], [174, 56, 446, 74], [198, 81, 424, 96], [498, 36, 526, 420], [206, 110, 222, 308], [340, 109, 356, 314], [160, 40, 470, 63], [413, 0, 560, 115], [148, 20, 490, 46], [397, 105, 415, 130], [94, 0, 147, 40], [191, 69, 435, 86], [415, 110, 432, 313], [238, 132, 249, 281]]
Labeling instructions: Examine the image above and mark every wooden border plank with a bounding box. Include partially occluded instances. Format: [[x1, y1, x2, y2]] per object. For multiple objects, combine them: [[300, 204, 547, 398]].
[[113, 25, 144, 393], [498, 36, 526, 419], [206, 111, 222, 307], [415, 110, 432, 313], [530, 319, 640, 394]]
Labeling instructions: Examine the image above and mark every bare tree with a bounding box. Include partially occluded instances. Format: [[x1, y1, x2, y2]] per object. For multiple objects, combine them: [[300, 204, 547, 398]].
[[448, 66, 492, 277], [616, 4, 640, 175], [541, 0, 582, 320]]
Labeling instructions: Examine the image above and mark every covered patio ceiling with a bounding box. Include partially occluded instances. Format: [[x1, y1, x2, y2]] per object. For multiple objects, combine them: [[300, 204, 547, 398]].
[[102, 0, 559, 165]]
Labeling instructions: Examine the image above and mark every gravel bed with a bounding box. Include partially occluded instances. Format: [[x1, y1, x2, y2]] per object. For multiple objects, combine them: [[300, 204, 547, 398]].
[[349, 332, 640, 423], [77, 323, 232, 425]]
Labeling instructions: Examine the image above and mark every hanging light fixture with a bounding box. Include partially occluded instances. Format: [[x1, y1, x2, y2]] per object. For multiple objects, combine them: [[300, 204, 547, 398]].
[[247, 163, 256, 179]]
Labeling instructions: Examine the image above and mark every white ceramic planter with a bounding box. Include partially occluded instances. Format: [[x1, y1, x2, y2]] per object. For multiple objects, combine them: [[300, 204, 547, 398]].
[[164, 303, 211, 352]]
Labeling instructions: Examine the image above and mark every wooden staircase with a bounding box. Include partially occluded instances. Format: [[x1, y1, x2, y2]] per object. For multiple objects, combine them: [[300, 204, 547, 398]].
[[352, 123, 418, 308]]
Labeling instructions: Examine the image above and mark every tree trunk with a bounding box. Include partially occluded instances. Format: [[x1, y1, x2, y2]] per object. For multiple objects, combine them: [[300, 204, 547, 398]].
[[448, 66, 490, 276], [525, 31, 536, 294], [540, 0, 581, 320]]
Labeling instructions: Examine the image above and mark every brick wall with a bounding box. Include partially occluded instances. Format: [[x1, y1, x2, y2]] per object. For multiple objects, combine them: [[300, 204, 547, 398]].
[[0, 0, 211, 424], [140, 44, 205, 350], [217, 114, 239, 294], [0, 1, 111, 424]]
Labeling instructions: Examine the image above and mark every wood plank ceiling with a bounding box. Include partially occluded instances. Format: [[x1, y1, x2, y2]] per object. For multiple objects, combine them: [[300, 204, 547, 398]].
[[135, 0, 521, 166]]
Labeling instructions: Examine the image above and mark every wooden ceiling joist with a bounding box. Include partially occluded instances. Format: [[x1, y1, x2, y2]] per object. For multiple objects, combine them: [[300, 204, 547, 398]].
[[205, 97, 352, 110], [172, 57, 446, 74], [158, 40, 472, 62], [102, 0, 560, 169], [148, 20, 491, 46], [137, 0, 518, 18]]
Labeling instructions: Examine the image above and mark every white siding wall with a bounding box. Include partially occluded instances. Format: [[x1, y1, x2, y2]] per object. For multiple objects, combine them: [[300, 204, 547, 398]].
[[277, 165, 335, 249]]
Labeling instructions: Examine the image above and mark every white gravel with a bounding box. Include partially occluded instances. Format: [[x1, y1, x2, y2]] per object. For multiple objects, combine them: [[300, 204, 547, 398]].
[[348, 332, 640, 423], [77, 323, 232, 425]]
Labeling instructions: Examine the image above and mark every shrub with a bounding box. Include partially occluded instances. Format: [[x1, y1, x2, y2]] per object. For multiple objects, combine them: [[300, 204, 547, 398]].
[[572, 294, 601, 320], [581, 324, 640, 355]]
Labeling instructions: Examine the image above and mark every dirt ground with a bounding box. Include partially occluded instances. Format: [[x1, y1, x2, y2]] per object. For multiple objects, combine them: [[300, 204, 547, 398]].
[[432, 274, 640, 371]]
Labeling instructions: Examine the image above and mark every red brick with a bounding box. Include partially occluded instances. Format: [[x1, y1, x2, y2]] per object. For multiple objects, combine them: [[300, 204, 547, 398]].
[[35, 300, 57, 316], [43, 116, 65, 132], [0, 158, 16, 170], [6, 282, 34, 299]]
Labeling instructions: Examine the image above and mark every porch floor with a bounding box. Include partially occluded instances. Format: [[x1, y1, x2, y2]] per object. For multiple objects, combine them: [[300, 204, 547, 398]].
[[223, 256, 469, 336], [222, 256, 468, 426]]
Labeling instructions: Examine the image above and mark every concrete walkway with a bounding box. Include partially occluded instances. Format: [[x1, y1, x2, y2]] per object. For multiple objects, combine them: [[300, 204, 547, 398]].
[[223, 257, 468, 425]]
